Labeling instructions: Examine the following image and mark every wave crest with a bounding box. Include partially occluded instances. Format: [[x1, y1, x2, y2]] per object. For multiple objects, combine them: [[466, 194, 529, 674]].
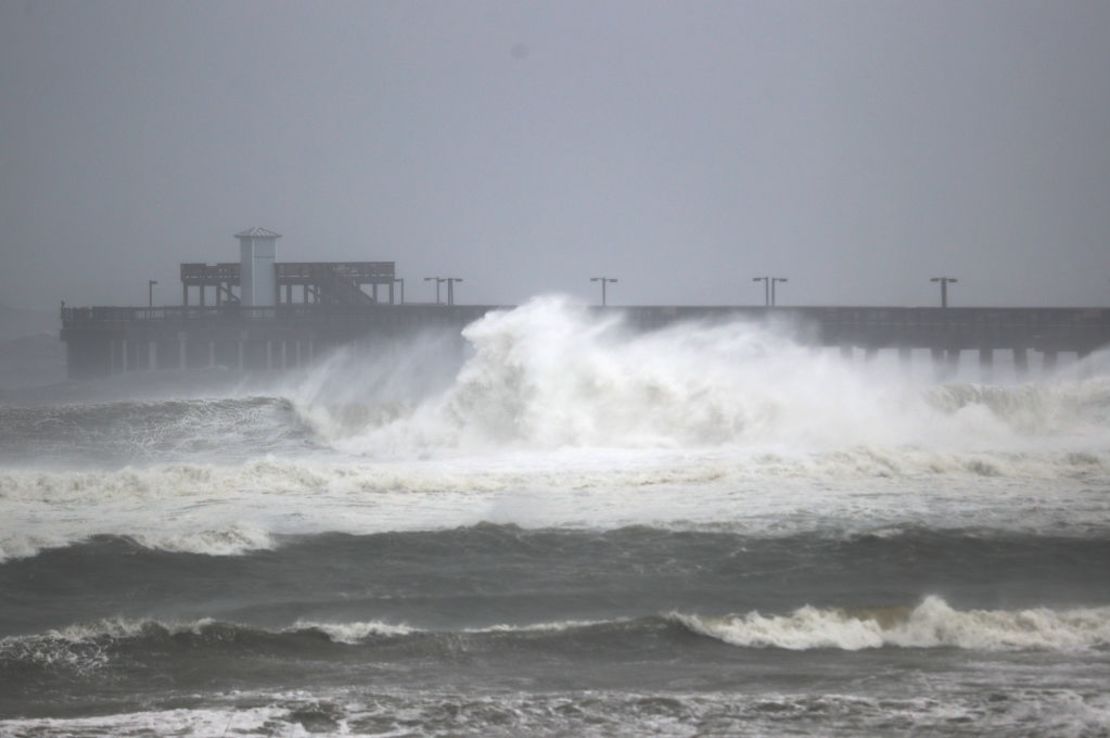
[[671, 596, 1110, 651]]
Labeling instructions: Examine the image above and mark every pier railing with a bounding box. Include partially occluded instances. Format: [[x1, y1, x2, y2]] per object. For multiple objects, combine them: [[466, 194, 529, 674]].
[[61, 304, 371, 325], [62, 304, 1110, 327]]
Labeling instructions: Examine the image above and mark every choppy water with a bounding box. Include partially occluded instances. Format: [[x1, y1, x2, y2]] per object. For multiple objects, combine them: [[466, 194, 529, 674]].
[[2, 297, 1109, 736]]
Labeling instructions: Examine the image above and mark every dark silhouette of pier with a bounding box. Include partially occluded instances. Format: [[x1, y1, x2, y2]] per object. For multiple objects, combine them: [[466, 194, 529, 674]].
[[57, 228, 1110, 379], [60, 302, 1110, 379]]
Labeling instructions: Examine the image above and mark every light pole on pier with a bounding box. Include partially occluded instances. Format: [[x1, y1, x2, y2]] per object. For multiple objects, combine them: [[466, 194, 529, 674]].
[[752, 277, 769, 306], [771, 277, 788, 306], [930, 277, 958, 308], [753, 276, 787, 306], [424, 276, 445, 304], [148, 280, 158, 308], [590, 276, 618, 306], [444, 277, 463, 306]]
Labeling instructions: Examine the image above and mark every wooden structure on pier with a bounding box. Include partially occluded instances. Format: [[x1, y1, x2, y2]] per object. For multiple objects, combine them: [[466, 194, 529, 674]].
[[180, 261, 397, 307]]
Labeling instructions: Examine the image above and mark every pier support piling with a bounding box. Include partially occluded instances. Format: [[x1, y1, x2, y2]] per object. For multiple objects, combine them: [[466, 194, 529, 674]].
[[945, 348, 960, 376], [1043, 350, 1058, 374], [978, 346, 993, 381], [1013, 346, 1029, 378], [898, 346, 912, 369]]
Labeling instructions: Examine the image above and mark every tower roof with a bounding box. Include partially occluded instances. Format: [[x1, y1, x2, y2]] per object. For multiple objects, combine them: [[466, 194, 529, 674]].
[[234, 227, 282, 239]]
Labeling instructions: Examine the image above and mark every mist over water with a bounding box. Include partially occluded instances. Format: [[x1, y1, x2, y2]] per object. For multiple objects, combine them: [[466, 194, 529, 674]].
[[2, 298, 1109, 735]]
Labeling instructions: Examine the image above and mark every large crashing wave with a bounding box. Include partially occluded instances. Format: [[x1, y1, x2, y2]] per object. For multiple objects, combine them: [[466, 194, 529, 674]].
[[3, 297, 1106, 458], [290, 296, 1110, 454]]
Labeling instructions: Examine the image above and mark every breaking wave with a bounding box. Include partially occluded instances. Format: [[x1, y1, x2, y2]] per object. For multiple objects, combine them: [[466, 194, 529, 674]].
[[287, 297, 1110, 455], [6, 597, 1109, 681], [0, 616, 634, 679], [0, 396, 315, 466], [2, 298, 1107, 464], [672, 595, 1110, 652], [2, 448, 1107, 561]]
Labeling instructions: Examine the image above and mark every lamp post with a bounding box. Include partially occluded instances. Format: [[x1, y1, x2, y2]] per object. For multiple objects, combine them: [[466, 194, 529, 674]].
[[752, 276, 769, 306], [148, 280, 158, 308], [930, 277, 958, 308], [444, 277, 463, 306], [753, 276, 787, 306], [590, 276, 618, 306], [424, 276, 444, 304], [771, 277, 788, 306]]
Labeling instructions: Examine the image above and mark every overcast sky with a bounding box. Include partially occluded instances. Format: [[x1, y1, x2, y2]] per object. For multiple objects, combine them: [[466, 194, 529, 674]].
[[1, 0, 1107, 310]]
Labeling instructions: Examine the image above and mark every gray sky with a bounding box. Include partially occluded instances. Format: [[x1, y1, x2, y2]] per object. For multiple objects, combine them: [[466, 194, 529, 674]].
[[1, 0, 1108, 310]]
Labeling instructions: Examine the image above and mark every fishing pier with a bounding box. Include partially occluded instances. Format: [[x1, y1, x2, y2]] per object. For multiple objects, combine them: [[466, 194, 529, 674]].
[[60, 229, 1110, 379]]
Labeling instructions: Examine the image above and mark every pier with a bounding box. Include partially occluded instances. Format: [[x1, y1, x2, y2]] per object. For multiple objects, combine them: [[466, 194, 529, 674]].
[[60, 303, 1110, 379], [58, 228, 1110, 379]]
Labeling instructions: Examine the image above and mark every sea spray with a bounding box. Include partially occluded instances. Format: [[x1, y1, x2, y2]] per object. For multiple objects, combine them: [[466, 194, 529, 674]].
[[316, 296, 1110, 454]]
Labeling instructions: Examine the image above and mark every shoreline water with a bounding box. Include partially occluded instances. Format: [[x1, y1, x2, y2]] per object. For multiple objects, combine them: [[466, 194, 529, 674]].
[[2, 300, 1108, 735]]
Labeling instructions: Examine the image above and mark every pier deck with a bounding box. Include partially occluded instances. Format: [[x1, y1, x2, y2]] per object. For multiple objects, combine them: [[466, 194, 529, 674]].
[[60, 304, 1110, 379]]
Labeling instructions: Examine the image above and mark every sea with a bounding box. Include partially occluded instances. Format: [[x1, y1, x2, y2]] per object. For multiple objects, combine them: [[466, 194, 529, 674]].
[[1, 296, 1109, 737]]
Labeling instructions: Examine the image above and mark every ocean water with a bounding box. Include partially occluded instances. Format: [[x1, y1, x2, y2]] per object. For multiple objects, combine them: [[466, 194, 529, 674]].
[[2, 297, 1109, 737]]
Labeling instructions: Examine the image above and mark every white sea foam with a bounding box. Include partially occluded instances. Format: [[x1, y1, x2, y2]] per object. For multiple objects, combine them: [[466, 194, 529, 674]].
[[0, 706, 309, 738], [465, 618, 621, 634], [0, 617, 218, 676], [286, 618, 616, 643], [4, 686, 1110, 738], [672, 596, 1110, 652], [1, 445, 1107, 561], [293, 620, 417, 643], [8, 617, 216, 645]]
